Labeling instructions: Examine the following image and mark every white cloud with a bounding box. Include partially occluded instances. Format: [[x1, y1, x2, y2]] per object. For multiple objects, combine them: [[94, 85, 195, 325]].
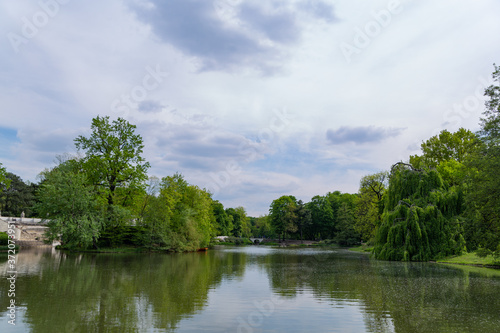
[[1, 0, 499, 215]]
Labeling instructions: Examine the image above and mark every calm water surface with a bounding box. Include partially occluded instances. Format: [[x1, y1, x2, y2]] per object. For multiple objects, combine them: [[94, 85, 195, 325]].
[[1, 246, 500, 332]]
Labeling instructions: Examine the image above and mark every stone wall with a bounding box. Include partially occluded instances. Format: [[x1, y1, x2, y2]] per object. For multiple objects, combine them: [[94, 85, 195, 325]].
[[0, 217, 52, 247]]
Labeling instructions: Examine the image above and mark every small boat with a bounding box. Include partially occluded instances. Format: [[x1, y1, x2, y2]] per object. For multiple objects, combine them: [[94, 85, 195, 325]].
[[197, 247, 208, 252]]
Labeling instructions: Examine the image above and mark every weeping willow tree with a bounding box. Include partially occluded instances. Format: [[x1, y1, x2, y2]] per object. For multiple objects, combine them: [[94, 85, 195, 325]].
[[373, 163, 466, 261]]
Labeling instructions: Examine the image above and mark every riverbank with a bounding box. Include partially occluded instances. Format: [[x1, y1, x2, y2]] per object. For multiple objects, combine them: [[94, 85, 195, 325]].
[[436, 252, 500, 269], [349, 245, 373, 253], [348, 245, 500, 270]]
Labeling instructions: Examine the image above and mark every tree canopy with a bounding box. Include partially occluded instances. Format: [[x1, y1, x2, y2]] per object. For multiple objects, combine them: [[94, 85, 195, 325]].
[[0, 172, 37, 217], [465, 64, 500, 258], [270, 195, 298, 241], [0, 163, 10, 196], [37, 160, 103, 249], [409, 128, 478, 169], [74, 116, 150, 206], [373, 163, 466, 261]]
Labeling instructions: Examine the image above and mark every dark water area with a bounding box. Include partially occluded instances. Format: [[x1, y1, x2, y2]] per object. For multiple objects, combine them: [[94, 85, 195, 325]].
[[1, 246, 500, 332]]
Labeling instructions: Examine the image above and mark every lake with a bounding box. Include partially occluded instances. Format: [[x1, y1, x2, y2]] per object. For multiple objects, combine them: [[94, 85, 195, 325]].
[[1, 246, 500, 332]]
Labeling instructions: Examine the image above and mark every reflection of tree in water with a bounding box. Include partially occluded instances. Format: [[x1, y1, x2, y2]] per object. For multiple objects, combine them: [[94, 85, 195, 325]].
[[262, 250, 500, 333], [0, 249, 246, 332]]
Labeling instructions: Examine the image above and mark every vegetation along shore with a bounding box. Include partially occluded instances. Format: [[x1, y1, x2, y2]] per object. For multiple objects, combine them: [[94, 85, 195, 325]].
[[1, 65, 499, 267]]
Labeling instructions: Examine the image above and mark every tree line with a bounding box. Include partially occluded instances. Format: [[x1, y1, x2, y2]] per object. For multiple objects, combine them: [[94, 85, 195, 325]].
[[1, 64, 499, 259], [253, 64, 500, 261], [0, 116, 254, 252]]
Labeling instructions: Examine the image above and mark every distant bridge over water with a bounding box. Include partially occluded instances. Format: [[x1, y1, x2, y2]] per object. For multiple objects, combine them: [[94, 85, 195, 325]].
[[249, 238, 265, 244], [0, 216, 53, 247]]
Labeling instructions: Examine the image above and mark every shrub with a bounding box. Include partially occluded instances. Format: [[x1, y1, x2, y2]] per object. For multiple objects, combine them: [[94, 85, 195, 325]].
[[0, 232, 8, 245]]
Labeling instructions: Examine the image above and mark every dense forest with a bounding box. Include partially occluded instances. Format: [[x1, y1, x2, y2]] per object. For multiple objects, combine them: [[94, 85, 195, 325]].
[[1, 65, 499, 261]]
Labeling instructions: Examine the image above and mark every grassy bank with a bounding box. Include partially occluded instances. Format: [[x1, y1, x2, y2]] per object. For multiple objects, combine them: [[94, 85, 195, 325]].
[[437, 252, 500, 268], [349, 245, 373, 253]]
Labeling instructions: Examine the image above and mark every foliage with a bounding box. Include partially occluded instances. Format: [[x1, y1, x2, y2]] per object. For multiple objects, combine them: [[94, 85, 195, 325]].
[[219, 236, 253, 245], [480, 63, 500, 142], [409, 128, 478, 169], [36, 161, 103, 250], [326, 191, 359, 242], [74, 116, 150, 207], [359, 171, 388, 201], [0, 232, 8, 245], [0, 172, 38, 217], [269, 195, 297, 241], [151, 173, 214, 251], [373, 164, 466, 261], [226, 206, 249, 238], [306, 195, 334, 239], [250, 215, 275, 238], [355, 171, 388, 242], [212, 200, 233, 236], [140, 195, 170, 248], [465, 64, 500, 258], [295, 200, 312, 241], [335, 201, 361, 246], [97, 226, 147, 248], [0, 162, 10, 196]]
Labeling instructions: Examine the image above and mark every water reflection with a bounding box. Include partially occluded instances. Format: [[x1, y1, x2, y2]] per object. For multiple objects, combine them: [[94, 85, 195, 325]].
[[1, 247, 499, 332], [260, 248, 500, 333]]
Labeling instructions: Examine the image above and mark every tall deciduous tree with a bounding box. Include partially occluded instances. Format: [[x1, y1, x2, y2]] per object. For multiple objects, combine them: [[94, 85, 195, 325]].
[[373, 163, 466, 261], [306, 195, 334, 239], [466, 64, 500, 258], [409, 128, 478, 170], [269, 195, 297, 242], [212, 201, 232, 236], [155, 173, 214, 251], [37, 161, 103, 249], [0, 172, 38, 217], [0, 163, 10, 196], [295, 200, 311, 242], [74, 116, 150, 207], [355, 172, 388, 242], [226, 206, 249, 238]]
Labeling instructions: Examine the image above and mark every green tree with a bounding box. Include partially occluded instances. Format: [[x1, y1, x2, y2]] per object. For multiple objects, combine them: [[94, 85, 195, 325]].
[[36, 161, 103, 249], [141, 195, 170, 248], [226, 207, 249, 238], [74, 116, 150, 208], [251, 215, 275, 238], [269, 195, 297, 242], [212, 201, 232, 236], [466, 64, 500, 258], [306, 195, 334, 240], [0, 162, 10, 196], [409, 128, 478, 170], [373, 163, 466, 261], [156, 173, 214, 251], [135, 176, 160, 219], [355, 172, 388, 242], [335, 201, 361, 246], [0, 172, 38, 217], [295, 200, 311, 242]]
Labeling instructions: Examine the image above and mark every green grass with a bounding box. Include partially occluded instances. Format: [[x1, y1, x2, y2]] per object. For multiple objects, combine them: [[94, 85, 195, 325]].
[[438, 262, 500, 277], [260, 242, 279, 246], [437, 252, 500, 267], [349, 245, 374, 253]]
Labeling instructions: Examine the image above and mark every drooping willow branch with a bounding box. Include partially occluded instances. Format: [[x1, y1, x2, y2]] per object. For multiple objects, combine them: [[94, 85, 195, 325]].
[[390, 162, 422, 174]]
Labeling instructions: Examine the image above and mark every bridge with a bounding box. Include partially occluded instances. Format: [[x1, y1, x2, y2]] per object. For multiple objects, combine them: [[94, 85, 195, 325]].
[[214, 236, 266, 244], [0, 216, 52, 247], [249, 238, 265, 244]]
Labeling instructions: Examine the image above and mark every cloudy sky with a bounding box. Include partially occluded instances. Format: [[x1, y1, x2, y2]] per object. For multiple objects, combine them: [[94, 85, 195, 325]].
[[1, 0, 499, 216]]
